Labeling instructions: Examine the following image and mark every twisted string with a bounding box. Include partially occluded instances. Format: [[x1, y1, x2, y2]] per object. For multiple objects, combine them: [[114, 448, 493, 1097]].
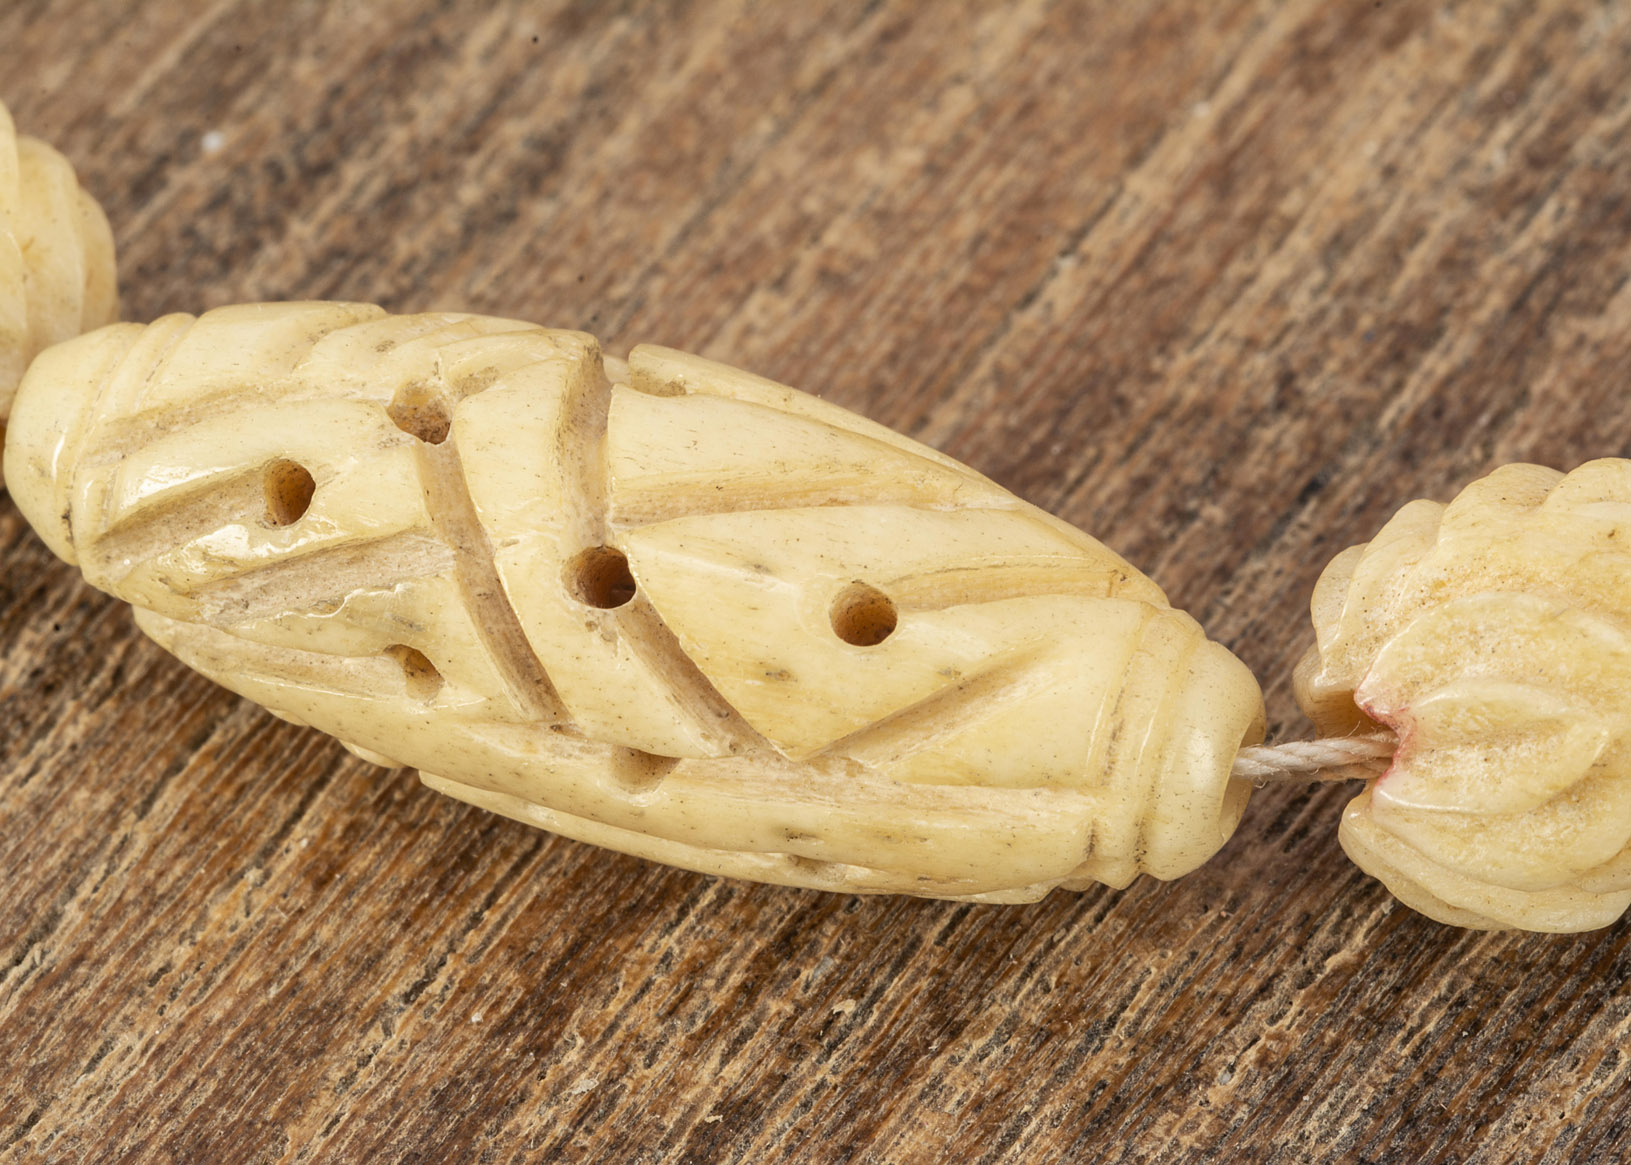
[[1231, 731, 1397, 786]]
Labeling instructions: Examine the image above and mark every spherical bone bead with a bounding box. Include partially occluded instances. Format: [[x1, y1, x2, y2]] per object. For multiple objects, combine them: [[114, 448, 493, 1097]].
[[4, 302, 1265, 902], [1297, 460, 1631, 932]]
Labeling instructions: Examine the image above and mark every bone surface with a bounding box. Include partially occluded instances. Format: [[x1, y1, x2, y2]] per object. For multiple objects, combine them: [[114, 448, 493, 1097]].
[[0, 100, 118, 475], [1298, 460, 1631, 931], [4, 302, 1264, 900]]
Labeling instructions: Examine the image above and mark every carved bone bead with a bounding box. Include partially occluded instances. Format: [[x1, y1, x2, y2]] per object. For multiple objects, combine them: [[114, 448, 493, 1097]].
[[1297, 461, 1631, 931], [0, 101, 118, 473], [4, 302, 1264, 902]]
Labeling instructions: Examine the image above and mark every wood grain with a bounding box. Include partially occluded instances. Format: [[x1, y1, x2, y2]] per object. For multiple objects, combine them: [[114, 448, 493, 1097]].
[[5, 1, 1631, 1161]]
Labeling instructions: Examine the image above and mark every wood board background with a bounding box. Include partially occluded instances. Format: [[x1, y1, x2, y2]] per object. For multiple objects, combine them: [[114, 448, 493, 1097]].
[[5, 1, 1631, 1161]]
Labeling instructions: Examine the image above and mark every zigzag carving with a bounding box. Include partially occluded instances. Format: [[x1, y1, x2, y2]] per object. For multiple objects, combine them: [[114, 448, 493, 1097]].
[[5, 303, 1264, 901]]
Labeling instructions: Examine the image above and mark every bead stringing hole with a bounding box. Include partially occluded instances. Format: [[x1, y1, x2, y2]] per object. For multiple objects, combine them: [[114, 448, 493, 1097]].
[[384, 644, 443, 700], [830, 581, 897, 646], [568, 546, 637, 609], [612, 747, 680, 793], [387, 383, 452, 444], [263, 459, 316, 526]]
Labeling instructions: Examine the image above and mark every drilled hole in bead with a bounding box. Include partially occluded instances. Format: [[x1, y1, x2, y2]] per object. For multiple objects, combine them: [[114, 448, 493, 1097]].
[[785, 854, 843, 882], [568, 546, 637, 609], [263, 460, 316, 526], [611, 747, 679, 793], [830, 581, 897, 646], [387, 382, 452, 444], [628, 373, 686, 397], [384, 644, 443, 701]]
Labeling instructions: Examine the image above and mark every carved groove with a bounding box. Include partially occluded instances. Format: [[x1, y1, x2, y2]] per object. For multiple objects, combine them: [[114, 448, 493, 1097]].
[[615, 594, 779, 756], [1126, 618, 1197, 867], [610, 477, 1004, 528], [197, 533, 456, 622], [555, 349, 612, 561], [884, 562, 1131, 611], [89, 465, 273, 582], [811, 655, 1043, 771], [568, 349, 769, 756], [81, 316, 201, 539], [418, 437, 568, 724], [84, 380, 394, 466]]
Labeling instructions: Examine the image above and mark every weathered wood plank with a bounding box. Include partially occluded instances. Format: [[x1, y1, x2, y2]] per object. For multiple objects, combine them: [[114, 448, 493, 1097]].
[[4, 2, 1631, 1161]]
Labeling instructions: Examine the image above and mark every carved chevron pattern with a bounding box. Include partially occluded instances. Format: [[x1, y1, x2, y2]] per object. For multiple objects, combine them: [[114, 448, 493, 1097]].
[[7, 302, 1264, 901]]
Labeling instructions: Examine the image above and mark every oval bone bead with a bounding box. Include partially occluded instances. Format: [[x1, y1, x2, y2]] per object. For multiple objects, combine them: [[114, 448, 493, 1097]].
[[0, 100, 118, 473], [1297, 460, 1631, 931], [4, 302, 1263, 901]]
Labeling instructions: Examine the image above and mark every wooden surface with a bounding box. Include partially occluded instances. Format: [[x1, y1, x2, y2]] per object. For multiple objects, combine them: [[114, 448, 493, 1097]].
[[5, 2, 1631, 1161]]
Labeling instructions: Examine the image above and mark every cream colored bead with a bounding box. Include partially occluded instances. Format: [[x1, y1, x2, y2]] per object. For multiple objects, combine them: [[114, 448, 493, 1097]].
[[0, 100, 118, 475], [1297, 461, 1631, 931], [5, 302, 1263, 901]]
